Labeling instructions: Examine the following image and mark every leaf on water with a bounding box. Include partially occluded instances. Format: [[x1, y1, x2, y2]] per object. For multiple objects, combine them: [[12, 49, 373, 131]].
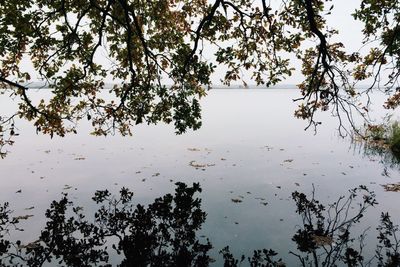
[[283, 159, 293, 163], [231, 198, 242, 203], [19, 240, 41, 249], [189, 160, 206, 168], [260, 145, 273, 150], [63, 185, 72, 190], [13, 215, 34, 220], [189, 161, 215, 169], [382, 183, 400, 192], [24, 206, 34, 210], [312, 234, 334, 246], [74, 206, 83, 212]]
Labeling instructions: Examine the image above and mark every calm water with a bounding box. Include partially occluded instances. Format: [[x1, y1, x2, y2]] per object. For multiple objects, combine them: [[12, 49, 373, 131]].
[[0, 89, 399, 265]]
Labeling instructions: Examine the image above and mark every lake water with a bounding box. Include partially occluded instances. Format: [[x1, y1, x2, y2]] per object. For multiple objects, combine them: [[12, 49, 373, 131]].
[[0, 89, 399, 265]]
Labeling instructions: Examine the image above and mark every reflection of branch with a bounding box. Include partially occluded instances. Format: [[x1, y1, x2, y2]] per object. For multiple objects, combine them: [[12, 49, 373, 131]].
[[291, 185, 377, 266]]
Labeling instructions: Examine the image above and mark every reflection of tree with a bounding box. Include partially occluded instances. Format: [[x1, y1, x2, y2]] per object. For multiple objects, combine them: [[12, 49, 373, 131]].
[[0, 183, 212, 266], [290, 185, 377, 266], [376, 213, 400, 267], [359, 140, 400, 173], [93, 183, 212, 267], [0, 183, 399, 266]]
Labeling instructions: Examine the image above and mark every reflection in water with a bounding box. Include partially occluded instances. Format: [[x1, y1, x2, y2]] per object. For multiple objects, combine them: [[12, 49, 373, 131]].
[[351, 135, 400, 178], [0, 183, 399, 266], [352, 120, 400, 175], [362, 141, 400, 171]]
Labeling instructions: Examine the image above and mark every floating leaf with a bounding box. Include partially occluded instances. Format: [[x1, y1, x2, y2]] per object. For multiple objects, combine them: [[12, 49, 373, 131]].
[[382, 183, 400, 192], [13, 214, 34, 220]]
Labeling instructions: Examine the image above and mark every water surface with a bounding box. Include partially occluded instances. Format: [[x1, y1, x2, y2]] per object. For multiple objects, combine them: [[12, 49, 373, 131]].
[[0, 89, 399, 265]]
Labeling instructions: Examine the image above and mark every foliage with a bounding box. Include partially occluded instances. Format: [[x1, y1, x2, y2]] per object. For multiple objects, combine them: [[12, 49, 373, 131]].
[[388, 121, 400, 154], [357, 120, 400, 168], [0, 0, 399, 154]]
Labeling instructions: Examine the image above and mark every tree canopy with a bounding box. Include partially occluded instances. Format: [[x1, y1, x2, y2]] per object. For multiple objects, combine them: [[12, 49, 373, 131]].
[[0, 0, 399, 155]]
